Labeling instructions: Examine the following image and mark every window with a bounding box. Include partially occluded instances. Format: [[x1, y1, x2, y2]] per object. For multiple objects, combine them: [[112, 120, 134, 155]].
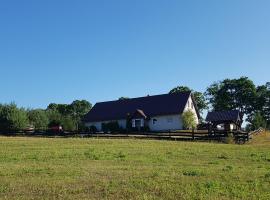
[[135, 119, 140, 127], [133, 119, 144, 128], [191, 102, 194, 109], [167, 117, 173, 123], [153, 119, 157, 125]]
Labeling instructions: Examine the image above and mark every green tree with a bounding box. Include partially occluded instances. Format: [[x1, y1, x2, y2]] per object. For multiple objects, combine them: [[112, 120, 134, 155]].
[[119, 97, 130, 100], [47, 103, 70, 116], [205, 77, 257, 121], [46, 109, 62, 127], [61, 116, 76, 131], [27, 109, 49, 131], [182, 110, 197, 130], [46, 100, 92, 131], [169, 86, 191, 94], [69, 100, 92, 119], [0, 103, 29, 132], [69, 100, 92, 131], [169, 86, 208, 114], [248, 112, 267, 130], [255, 82, 270, 127]]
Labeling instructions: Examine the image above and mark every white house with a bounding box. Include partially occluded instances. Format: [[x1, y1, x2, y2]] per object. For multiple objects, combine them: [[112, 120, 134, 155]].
[[84, 92, 200, 132]]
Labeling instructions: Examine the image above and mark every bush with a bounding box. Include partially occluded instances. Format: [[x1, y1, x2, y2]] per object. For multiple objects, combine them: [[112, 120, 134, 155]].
[[89, 125, 97, 133], [102, 123, 109, 133], [182, 110, 197, 130], [107, 121, 120, 133], [141, 126, 150, 132], [102, 121, 121, 133]]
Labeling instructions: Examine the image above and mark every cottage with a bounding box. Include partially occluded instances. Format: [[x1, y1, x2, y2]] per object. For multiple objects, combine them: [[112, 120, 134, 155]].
[[84, 92, 200, 132]]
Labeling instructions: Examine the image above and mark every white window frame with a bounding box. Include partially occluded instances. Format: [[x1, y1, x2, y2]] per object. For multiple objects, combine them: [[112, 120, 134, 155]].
[[133, 119, 144, 128]]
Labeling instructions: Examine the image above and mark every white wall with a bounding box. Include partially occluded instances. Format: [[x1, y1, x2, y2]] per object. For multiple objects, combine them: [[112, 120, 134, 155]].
[[85, 119, 127, 131], [148, 114, 183, 131], [183, 95, 199, 124]]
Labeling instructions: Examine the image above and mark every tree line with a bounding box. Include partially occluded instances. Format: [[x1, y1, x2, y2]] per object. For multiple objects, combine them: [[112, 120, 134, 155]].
[[170, 77, 270, 130], [0, 100, 92, 133], [0, 76, 269, 133]]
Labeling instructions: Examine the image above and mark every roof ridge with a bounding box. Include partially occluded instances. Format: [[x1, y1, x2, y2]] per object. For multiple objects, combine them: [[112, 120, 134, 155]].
[[95, 92, 191, 104]]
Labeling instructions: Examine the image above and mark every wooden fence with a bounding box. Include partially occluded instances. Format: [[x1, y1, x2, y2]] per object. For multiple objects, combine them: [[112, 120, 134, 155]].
[[80, 128, 265, 144], [1, 128, 264, 144]]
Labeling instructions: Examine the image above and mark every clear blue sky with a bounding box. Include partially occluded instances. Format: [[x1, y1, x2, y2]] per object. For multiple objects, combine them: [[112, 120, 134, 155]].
[[0, 0, 269, 109]]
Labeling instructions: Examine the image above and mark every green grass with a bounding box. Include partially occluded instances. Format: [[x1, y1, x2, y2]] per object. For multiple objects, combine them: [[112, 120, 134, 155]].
[[0, 135, 270, 200]]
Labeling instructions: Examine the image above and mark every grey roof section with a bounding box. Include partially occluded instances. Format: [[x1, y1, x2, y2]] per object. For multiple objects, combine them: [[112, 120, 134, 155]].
[[84, 92, 194, 122], [206, 110, 241, 122]]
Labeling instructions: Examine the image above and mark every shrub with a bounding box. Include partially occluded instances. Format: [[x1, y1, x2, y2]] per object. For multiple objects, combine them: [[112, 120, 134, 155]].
[[141, 126, 150, 132], [182, 110, 197, 130], [89, 125, 97, 133], [102, 123, 108, 133], [107, 121, 120, 133], [102, 121, 121, 133]]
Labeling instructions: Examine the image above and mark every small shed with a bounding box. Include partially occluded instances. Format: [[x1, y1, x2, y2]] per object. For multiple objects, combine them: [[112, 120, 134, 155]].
[[206, 110, 242, 131]]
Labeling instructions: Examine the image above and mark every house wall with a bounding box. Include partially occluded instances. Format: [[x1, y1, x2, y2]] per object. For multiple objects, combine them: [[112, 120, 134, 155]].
[[85, 119, 126, 131], [183, 95, 199, 124], [148, 114, 183, 131]]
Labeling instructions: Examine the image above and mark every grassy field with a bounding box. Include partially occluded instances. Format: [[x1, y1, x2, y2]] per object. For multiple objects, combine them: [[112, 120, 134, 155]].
[[0, 133, 270, 200]]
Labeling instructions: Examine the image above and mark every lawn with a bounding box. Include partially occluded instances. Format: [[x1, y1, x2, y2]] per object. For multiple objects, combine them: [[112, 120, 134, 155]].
[[0, 133, 270, 200]]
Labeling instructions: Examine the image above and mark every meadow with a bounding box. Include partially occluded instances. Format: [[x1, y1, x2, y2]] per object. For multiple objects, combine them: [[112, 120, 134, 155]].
[[0, 133, 270, 200]]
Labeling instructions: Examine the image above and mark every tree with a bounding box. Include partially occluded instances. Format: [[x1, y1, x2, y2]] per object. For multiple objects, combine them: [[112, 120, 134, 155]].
[[255, 83, 270, 126], [182, 110, 197, 130], [47, 103, 70, 116], [169, 86, 208, 114], [46, 109, 62, 127], [205, 77, 257, 121], [119, 97, 129, 100], [46, 100, 91, 131], [169, 86, 191, 94], [0, 103, 29, 132], [247, 112, 267, 131], [69, 100, 92, 119], [69, 100, 92, 131], [27, 109, 49, 131], [61, 116, 76, 131]]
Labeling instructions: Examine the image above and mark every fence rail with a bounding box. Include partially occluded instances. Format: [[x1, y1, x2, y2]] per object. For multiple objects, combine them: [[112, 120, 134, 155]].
[[0, 128, 264, 144]]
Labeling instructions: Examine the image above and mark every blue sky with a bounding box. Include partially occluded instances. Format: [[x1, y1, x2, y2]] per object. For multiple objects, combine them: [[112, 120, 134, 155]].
[[0, 0, 270, 109]]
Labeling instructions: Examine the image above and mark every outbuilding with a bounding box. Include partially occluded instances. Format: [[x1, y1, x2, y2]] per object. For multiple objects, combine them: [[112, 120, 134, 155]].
[[206, 110, 242, 131]]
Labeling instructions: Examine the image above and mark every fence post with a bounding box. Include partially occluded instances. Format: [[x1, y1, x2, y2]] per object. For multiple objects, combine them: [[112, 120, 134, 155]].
[[192, 129, 195, 140]]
